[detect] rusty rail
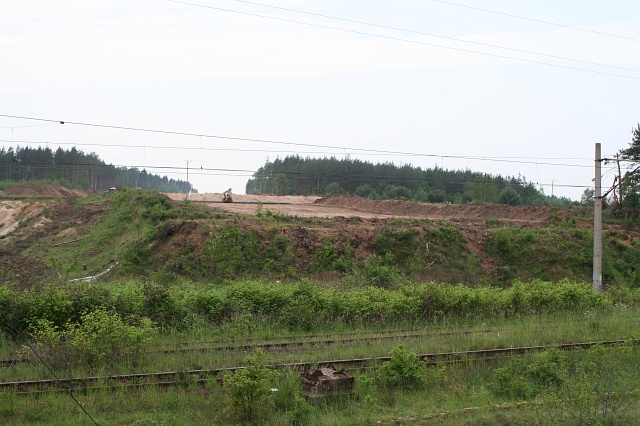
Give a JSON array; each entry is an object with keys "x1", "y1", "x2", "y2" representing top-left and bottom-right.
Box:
[{"x1": 2, "y1": 339, "x2": 636, "y2": 395}]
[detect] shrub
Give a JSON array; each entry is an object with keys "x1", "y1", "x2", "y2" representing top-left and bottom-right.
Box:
[
  {"x1": 28, "y1": 308, "x2": 156, "y2": 369},
  {"x1": 363, "y1": 254, "x2": 398, "y2": 288},
  {"x1": 499, "y1": 186, "x2": 522, "y2": 206},
  {"x1": 224, "y1": 349, "x2": 279, "y2": 423},
  {"x1": 311, "y1": 238, "x2": 351, "y2": 273},
  {"x1": 376, "y1": 344, "x2": 427, "y2": 389},
  {"x1": 492, "y1": 348, "x2": 566, "y2": 399},
  {"x1": 536, "y1": 344, "x2": 638, "y2": 425}
]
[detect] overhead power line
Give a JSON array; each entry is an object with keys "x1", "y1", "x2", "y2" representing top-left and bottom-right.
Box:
[
  {"x1": 430, "y1": 0, "x2": 640, "y2": 43},
  {"x1": 0, "y1": 116, "x2": 596, "y2": 169},
  {"x1": 0, "y1": 311, "x2": 99, "y2": 425},
  {"x1": 2, "y1": 137, "x2": 594, "y2": 162},
  {"x1": 6, "y1": 161, "x2": 590, "y2": 190},
  {"x1": 223, "y1": 0, "x2": 640, "y2": 74},
  {"x1": 1, "y1": 137, "x2": 593, "y2": 162},
  {"x1": 163, "y1": 0, "x2": 640, "y2": 81}
]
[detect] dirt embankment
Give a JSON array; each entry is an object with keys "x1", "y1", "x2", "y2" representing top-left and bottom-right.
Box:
[
  {"x1": 165, "y1": 193, "x2": 564, "y2": 225},
  {"x1": 1, "y1": 186, "x2": 585, "y2": 284},
  {"x1": 1, "y1": 184, "x2": 90, "y2": 237},
  {"x1": 4, "y1": 184, "x2": 88, "y2": 198},
  {"x1": 315, "y1": 195, "x2": 556, "y2": 224},
  {"x1": 1, "y1": 186, "x2": 570, "y2": 245}
]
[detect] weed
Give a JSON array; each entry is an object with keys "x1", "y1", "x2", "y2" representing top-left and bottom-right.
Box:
[
  {"x1": 491, "y1": 348, "x2": 566, "y2": 399},
  {"x1": 536, "y1": 344, "x2": 638, "y2": 425},
  {"x1": 224, "y1": 349, "x2": 280, "y2": 423},
  {"x1": 376, "y1": 344, "x2": 427, "y2": 389},
  {"x1": 28, "y1": 308, "x2": 156, "y2": 369},
  {"x1": 311, "y1": 238, "x2": 351, "y2": 273}
]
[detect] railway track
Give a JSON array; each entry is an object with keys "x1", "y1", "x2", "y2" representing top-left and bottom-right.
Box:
[
  {"x1": 2, "y1": 339, "x2": 636, "y2": 395},
  {"x1": 0, "y1": 316, "x2": 607, "y2": 368},
  {"x1": 154, "y1": 328, "x2": 492, "y2": 355},
  {"x1": 0, "y1": 327, "x2": 493, "y2": 367}
]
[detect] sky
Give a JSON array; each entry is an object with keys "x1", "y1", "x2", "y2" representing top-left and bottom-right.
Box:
[{"x1": 1, "y1": 0, "x2": 639, "y2": 199}]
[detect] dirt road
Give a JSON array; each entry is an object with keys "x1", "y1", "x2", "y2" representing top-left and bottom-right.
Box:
[{"x1": 165, "y1": 192, "x2": 559, "y2": 225}]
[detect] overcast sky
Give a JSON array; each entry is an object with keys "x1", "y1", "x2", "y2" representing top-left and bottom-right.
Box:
[{"x1": 1, "y1": 0, "x2": 639, "y2": 199}]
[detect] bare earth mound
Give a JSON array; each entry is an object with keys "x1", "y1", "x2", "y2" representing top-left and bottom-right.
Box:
[
  {"x1": 315, "y1": 195, "x2": 554, "y2": 224},
  {"x1": 4, "y1": 184, "x2": 88, "y2": 198},
  {"x1": 166, "y1": 193, "x2": 560, "y2": 225}
]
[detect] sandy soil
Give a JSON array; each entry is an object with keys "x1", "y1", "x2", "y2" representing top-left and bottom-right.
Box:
[
  {"x1": 0, "y1": 185, "x2": 566, "y2": 243},
  {"x1": 165, "y1": 192, "x2": 559, "y2": 224},
  {"x1": 0, "y1": 200, "x2": 46, "y2": 236}
]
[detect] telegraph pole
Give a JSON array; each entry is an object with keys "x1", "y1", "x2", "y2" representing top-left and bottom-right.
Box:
[
  {"x1": 593, "y1": 143, "x2": 603, "y2": 293},
  {"x1": 185, "y1": 160, "x2": 191, "y2": 200}
]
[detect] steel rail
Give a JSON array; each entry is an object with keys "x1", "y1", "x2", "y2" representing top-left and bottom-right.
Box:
[
  {"x1": 1, "y1": 328, "x2": 492, "y2": 367},
  {"x1": 2, "y1": 339, "x2": 636, "y2": 395},
  {"x1": 153, "y1": 329, "x2": 491, "y2": 355}
]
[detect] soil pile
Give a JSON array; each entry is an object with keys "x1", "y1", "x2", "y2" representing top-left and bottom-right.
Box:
[
  {"x1": 316, "y1": 195, "x2": 554, "y2": 224},
  {"x1": 4, "y1": 184, "x2": 88, "y2": 198}
]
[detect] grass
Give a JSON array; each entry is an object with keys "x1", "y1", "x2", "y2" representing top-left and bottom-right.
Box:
[
  {"x1": 3, "y1": 342, "x2": 640, "y2": 425},
  {"x1": 1, "y1": 284, "x2": 639, "y2": 425},
  {"x1": 2, "y1": 306, "x2": 639, "y2": 382}
]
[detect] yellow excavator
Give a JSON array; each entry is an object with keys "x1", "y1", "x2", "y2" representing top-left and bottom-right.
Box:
[{"x1": 222, "y1": 188, "x2": 233, "y2": 203}]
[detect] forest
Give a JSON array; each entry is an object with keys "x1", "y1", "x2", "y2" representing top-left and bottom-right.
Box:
[
  {"x1": 246, "y1": 155, "x2": 569, "y2": 206},
  {"x1": 0, "y1": 145, "x2": 193, "y2": 193}
]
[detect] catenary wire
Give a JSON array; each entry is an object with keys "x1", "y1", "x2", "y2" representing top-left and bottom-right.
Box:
[
  {"x1": 0, "y1": 117, "x2": 598, "y2": 168},
  {"x1": 8, "y1": 160, "x2": 591, "y2": 190},
  {"x1": 429, "y1": 0, "x2": 640, "y2": 43},
  {"x1": 0, "y1": 138, "x2": 594, "y2": 162},
  {"x1": 162, "y1": 0, "x2": 640, "y2": 81},
  {"x1": 222, "y1": 0, "x2": 640, "y2": 74},
  {"x1": 0, "y1": 310, "x2": 99, "y2": 425}
]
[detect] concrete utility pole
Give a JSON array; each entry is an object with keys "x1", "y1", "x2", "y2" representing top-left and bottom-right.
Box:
[
  {"x1": 185, "y1": 160, "x2": 191, "y2": 200},
  {"x1": 593, "y1": 143, "x2": 603, "y2": 293}
]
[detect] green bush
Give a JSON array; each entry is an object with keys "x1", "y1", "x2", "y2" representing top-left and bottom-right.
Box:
[
  {"x1": 0, "y1": 279, "x2": 615, "y2": 338},
  {"x1": 376, "y1": 344, "x2": 427, "y2": 389},
  {"x1": 311, "y1": 238, "x2": 351, "y2": 273},
  {"x1": 28, "y1": 308, "x2": 156, "y2": 369},
  {"x1": 363, "y1": 254, "x2": 398, "y2": 288},
  {"x1": 492, "y1": 348, "x2": 566, "y2": 399},
  {"x1": 224, "y1": 349, "x2": 280, "y2": 423},
  {"x1": 536, "y1": 344, "x2": 639, "y2": 425}
]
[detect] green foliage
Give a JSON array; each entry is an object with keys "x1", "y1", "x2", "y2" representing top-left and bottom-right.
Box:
[
  {"x1": 362, "y1": 254, "x2": 398, "y2": 288},
  {"x1": 246, "y1": 155, "x2": 548, "y2": 205},
  {"x1": 376, "y1": 344, "x2": 427, "y2": 389},
  {"x1": 28, "y1": 308, "x2": 156, "y2": 369},
  {"x1": 0, "y1": 145, "x2": 192, "y2": 192},
  {"x1": 491, "y1": 343, "x2": 640, "y2": 425},
  {"x1": 273, "y1": 173, "x2": 293, "y2": 195},
  {"x1": 492, "y1": 348, "x2": 566, "y2": 399},
  {"x1": 580, "y1": 188, "x2": 595, "y2": 207},
  {"x1": 272, "y1": 370, "x2": 313, "y2": 425},
  {"x1": 371, "y1": 228, "x2": 417, "y2": 266},
  {"x1": 381, "y1": 184, "x2": 413, "y2": 201},
  {"x1": 191, "y1": 224, "x2": 295, "y2": 281},
  {"x1": 427, "y1": 188, "x2": 447, "y2": 203},
  {"x1": 141, "y1": 282, "x2": 188, "y2": 330},
  {"x1": 498, "y1": 186, "x2": 522, "y2": 206},
  {"x1": 324, "y1": 182, "x2": 345, "y2": 195},
  {"x1": 464, "y1": 175, "x2": 499, "y2": 203},
  {"x1": 311, "y1": 238, "x2": 351, "y2": 273},
  {"x1": 487, "y1": 225, "x2": 640, "y2": 286},
  {"x1": 536, "y1": 344, "x2": 639, "y2": 425},
  {"x1": 0, "y1": 278, "x2": 613, "y2": 339},
  {"x1": 355, "y1": 184, "x2": 379, "y2": 199},
  {"x1": 224, "y1": 349, "x2": 279, "y2": 423}
]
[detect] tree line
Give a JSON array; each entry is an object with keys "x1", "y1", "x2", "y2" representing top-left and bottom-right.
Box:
[
  {"x1": 609, "y1": 123, "x2": 640, "y2": 214},
  {"x1": 245, "y1": 155, "x2": 569, "y2": 206},
  {"x1": 0, "y1": 145, "x2": 194, "y2": 193}
]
